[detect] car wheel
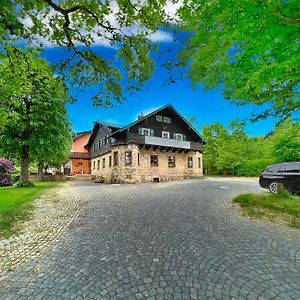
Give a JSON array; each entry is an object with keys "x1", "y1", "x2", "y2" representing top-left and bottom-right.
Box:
[{"x1": 269, "y1": 181, "x2": 284, "y2": 194}]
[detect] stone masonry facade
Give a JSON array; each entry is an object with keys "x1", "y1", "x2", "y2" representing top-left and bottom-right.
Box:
[{"x1": 91, "y1": 144, "x2": 203, "y2": 183}]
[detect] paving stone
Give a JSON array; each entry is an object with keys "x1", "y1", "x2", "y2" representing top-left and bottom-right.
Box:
[{"x1": 0, "y1": 179, "x2": 300, "y2": 299}]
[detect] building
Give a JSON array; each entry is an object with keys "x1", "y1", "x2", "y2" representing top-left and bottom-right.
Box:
[
  {"x1": 86, "y1": 104, "x2": 206, "y2": 183},
  {"x1": 69, "y1": 131, "x2": 92, "y2": 175}
]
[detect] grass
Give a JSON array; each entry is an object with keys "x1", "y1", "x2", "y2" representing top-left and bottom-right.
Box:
[
  {"x1": 0, "y1": 182, "x2": 58, "y2": 238},
  {"x1": 233, "y1": 191, "x2": 300, "y2": 229}
]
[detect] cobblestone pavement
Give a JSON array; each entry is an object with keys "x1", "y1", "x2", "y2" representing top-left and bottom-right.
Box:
[{"x1": 1, "y1": 179, "x2": 300, "y2": 299}]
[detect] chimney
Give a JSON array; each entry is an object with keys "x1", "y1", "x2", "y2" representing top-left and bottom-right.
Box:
[{"x1": 137, "y1": 112, "x2": 144, "y2": 120}]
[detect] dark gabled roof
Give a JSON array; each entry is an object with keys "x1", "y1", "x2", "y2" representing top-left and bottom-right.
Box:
[
  {"x1": 85, "y1": 121, "x2": 121, "y2": 149},
  {"x1": 110, "y1": 104, "x2": 207, "y2": 144},
  {"x1": 73, "y1": 131, "x2": 92, "y2": 141},
  {"x1": 94, "y1": 121, "x2": 121, "y2": 129}
]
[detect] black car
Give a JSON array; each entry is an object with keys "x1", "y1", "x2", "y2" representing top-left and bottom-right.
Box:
[{"x1": 259, "y1": 162, "x2": 300, "y2": 194}]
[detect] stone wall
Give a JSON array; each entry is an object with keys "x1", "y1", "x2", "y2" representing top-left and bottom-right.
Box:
[
  {"x1": 138, "y1": 147, "x2": 202, "y2": 182},
  {"x1": 91, "y1": 144, "x2": 203, "y2": 183}
]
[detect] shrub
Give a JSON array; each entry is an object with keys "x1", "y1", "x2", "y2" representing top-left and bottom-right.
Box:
[
  {"x1": 14, "y1": 181, "x2": 35, "y2": 188},
  {"x1": 236, "y1": 158, "x2": 275, "y2": 177},
  {"x1": 0, "y1": 158, "x2": 16, "y2": 186}
]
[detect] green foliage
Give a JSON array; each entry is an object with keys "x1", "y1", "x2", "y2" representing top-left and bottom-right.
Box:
[
  {"x1": 202, "y1": 118, "x2": 299, "y2": 176},
  {"x1": 14, "y1": 181, "x2": 35, "y2": 188},
  {"x1": 0, "y1": 0, "x2": 173, "y2": 106},
  {"x1": 0, "y1": 46, "x2": 72, "y2": 182},
  {"x1": 179, "y1": 0, "x2": 300, "y2": 120},
  {"x1": 272, "y1": 120, "x2": 300, "y2": 162},
  {"x1": 233, "y1": 192, "x2": 300, "y2": 229},
  {"x1": 235, "y1": 158, "x2": 275, "y2": 177}
]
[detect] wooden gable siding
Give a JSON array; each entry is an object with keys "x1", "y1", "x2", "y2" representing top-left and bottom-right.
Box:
[
  {"x1": 128, "y1": 107, "x2": 200, "y2": 142},
  {"x1": 90, "y1": 124, "x2": 113, "y2": 158}
]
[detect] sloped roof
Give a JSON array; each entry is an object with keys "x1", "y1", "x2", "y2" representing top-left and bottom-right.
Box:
[
  {"x1": 110, "y1": 104, "x2": 207, "y2": 144},
  {"x1": 85, "y1": 121, "x2": 121, "y2": 149},
  {"x1": 73, "y1": 131, "x2": 92, "y2": 141},
  {"x1": 94, "y1": 121, "x2": 121, "y2": 129}
]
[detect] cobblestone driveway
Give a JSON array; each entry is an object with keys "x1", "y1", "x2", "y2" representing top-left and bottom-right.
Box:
[{"x1": 1, "y1": 179, "x2": 300, "y2": 299}]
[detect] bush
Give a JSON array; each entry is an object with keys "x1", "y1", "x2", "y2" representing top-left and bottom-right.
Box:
[
  {"x1": 0, "y1": 158, "x2": 16, "y2": 186},
  {"x1": 236, "y1": 158, "x2": 275, "y2": 177},
  {"x1": 14, "y1": 181, "x2": 35, "y2": 188}
]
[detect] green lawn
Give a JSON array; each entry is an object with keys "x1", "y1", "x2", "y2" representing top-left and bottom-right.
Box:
[
  {"x1": 0, "y1": 182, "x2": 58, "y2": 238},
  {"x1": 233, "y1": 192, "x2": 300, "y2": 229}
]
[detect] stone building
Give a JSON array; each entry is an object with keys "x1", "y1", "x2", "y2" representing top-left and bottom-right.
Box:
[{"x1": 86, "y1": 104, "x2": 206, "y2": 183}]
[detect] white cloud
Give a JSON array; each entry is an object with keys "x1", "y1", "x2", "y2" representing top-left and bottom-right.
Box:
[
  {"x1": 164, "y1": 0, "x2": 184, "y2": 22},
  {"x1": 19, "y1": 1, "x2": 180, "y2": 48},
  {"x1": 148, "y1": 30, "x2": 173, "y2": 43}
]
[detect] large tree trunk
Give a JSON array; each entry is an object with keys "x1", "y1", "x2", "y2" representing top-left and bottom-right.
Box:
[
  {"x1": 20, "y1": 145, "x2": 30, "y2": 183},
  {"x1": 37, "y1": 162, "x2": 44, "y2": 181}
]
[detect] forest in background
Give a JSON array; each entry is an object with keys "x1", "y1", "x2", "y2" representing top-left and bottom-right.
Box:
[{"x1": 201, "y1": 119, "x2": 300, "y2": 176}]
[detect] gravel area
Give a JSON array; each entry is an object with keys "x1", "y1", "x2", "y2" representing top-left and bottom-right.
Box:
[{"x1": 0, "y1": 178, "x2": 300, "y2": 299}]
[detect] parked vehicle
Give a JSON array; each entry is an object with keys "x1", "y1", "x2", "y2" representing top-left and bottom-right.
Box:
[{"x1": 259, "y1": 162, "x2": 300, "y2": 194}]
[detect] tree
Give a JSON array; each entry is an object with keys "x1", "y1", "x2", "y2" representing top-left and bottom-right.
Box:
[
  {"x1": 0, "y1": 0, "x2": 175, "y2": 106},
  {"x1": 201, "y1": 120, "x2": 276, "y2": 176},
  {"x1": 272, "y1": 120, "x2": 300, "y2": 162},
  {"x1": 179, "y1": 0, "x2": 300, "y2": 121},
  {"x1": 0, "y1": 46, "x2": 72, "y2": 183},
  {"x1": 202, "y1": 122, "x2": 228, "y2": 174}
]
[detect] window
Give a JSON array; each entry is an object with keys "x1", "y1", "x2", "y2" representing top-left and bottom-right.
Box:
[
  {"x1": 267, "y1": 165, "x2": 282, "y2": 172},
  {"x1": 162, "y1": 131, "x2": 170, "y2": 139},
  {"x1": 198, "y1": 157, "x2": 202, "y2": 169},
  {"x1": 138, "y1": 128, "x2": 154, "y2": 136},
  {"x1": 150, "y1": 155, "x2": 158, "y2": 167},
  {"x1": 174, "y1": 133, "x2": 183, "y2": 140},
  {"x1": 187, "y1": 157, "x2": 193, "y2": 168},
  {"x1": 168, "y1": 156, "x2": 176, "y2": 168},
  {"x1": 93, "y1": 144, "x2": 96, "y2": 151},
  {"x1": 97, "y1": 159, "x2": 100, "y2": 169},
  {"x1": 138, "y1": 153, "x2": 140, "y2": 166},
  {"x1": 156, "y1": 115, "x2": 162, "y2": 122},
  {"x1": 109, "y1": 156, "x2": 112, "y2": 167},
  {"x1": 284, "y1": 163, "x2": 300, "y2": 173},
  {"x1": 125, "y1": 151, "x2": 132, "y2": 165},
  {"x1": 102, "y1": 158, "x2": 105, "y2": 168},
  {"x1": 93, "y1": 161, "x2": 95, "y2": 170},
  {"x1": 163, "y1": 116, "x2": 171, "y2": 123},
  {"x1": 113, "y1": 152, "x2": 118, "y2": 166},
  {"x1": 173, "y1": 133, "x2": 186, "y2": 141}
]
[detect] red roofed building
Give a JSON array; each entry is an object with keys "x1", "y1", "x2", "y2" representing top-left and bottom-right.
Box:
[{"x1": 70, "y1": 131, "x2": 91, "y2": 175}]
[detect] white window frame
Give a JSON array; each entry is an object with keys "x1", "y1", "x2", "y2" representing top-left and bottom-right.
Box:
[
  {"x1": 162, "y1": 131, "x2": 170, "y2": 139},
  {"x1": 163, "y1": 116, "x2": 171, "y2": 123},
  {"x1": 156, "y1": 115, "x2": 162, "y2": 122},
  {"x1": 175, "y1": 133, "x2": 183, "y2": 141},
  {"x1": 142, "y1": 128, "x2": 151, "y2": 136}
]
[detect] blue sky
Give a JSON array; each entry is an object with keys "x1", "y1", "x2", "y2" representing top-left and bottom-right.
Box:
[{"x1": 41, "y1": 34, "x2": 279, "y2": 137}]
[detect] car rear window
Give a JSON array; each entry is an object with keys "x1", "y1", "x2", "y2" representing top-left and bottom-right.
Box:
[{"x1": 284, "y1": 163, "x2": 300, "y2": 173}]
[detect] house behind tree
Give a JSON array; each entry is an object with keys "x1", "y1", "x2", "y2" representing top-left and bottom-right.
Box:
[
  {"x1": 82, "y1": 104, "x2": 206, "y2": 183},
  {"x1": 68, "y1": 131, "x2": 92, "y2": 175}
]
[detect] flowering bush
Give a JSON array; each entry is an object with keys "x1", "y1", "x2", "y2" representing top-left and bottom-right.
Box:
[{"x1": 0, "y1": 158, "x2": 16, "y2": 186}]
